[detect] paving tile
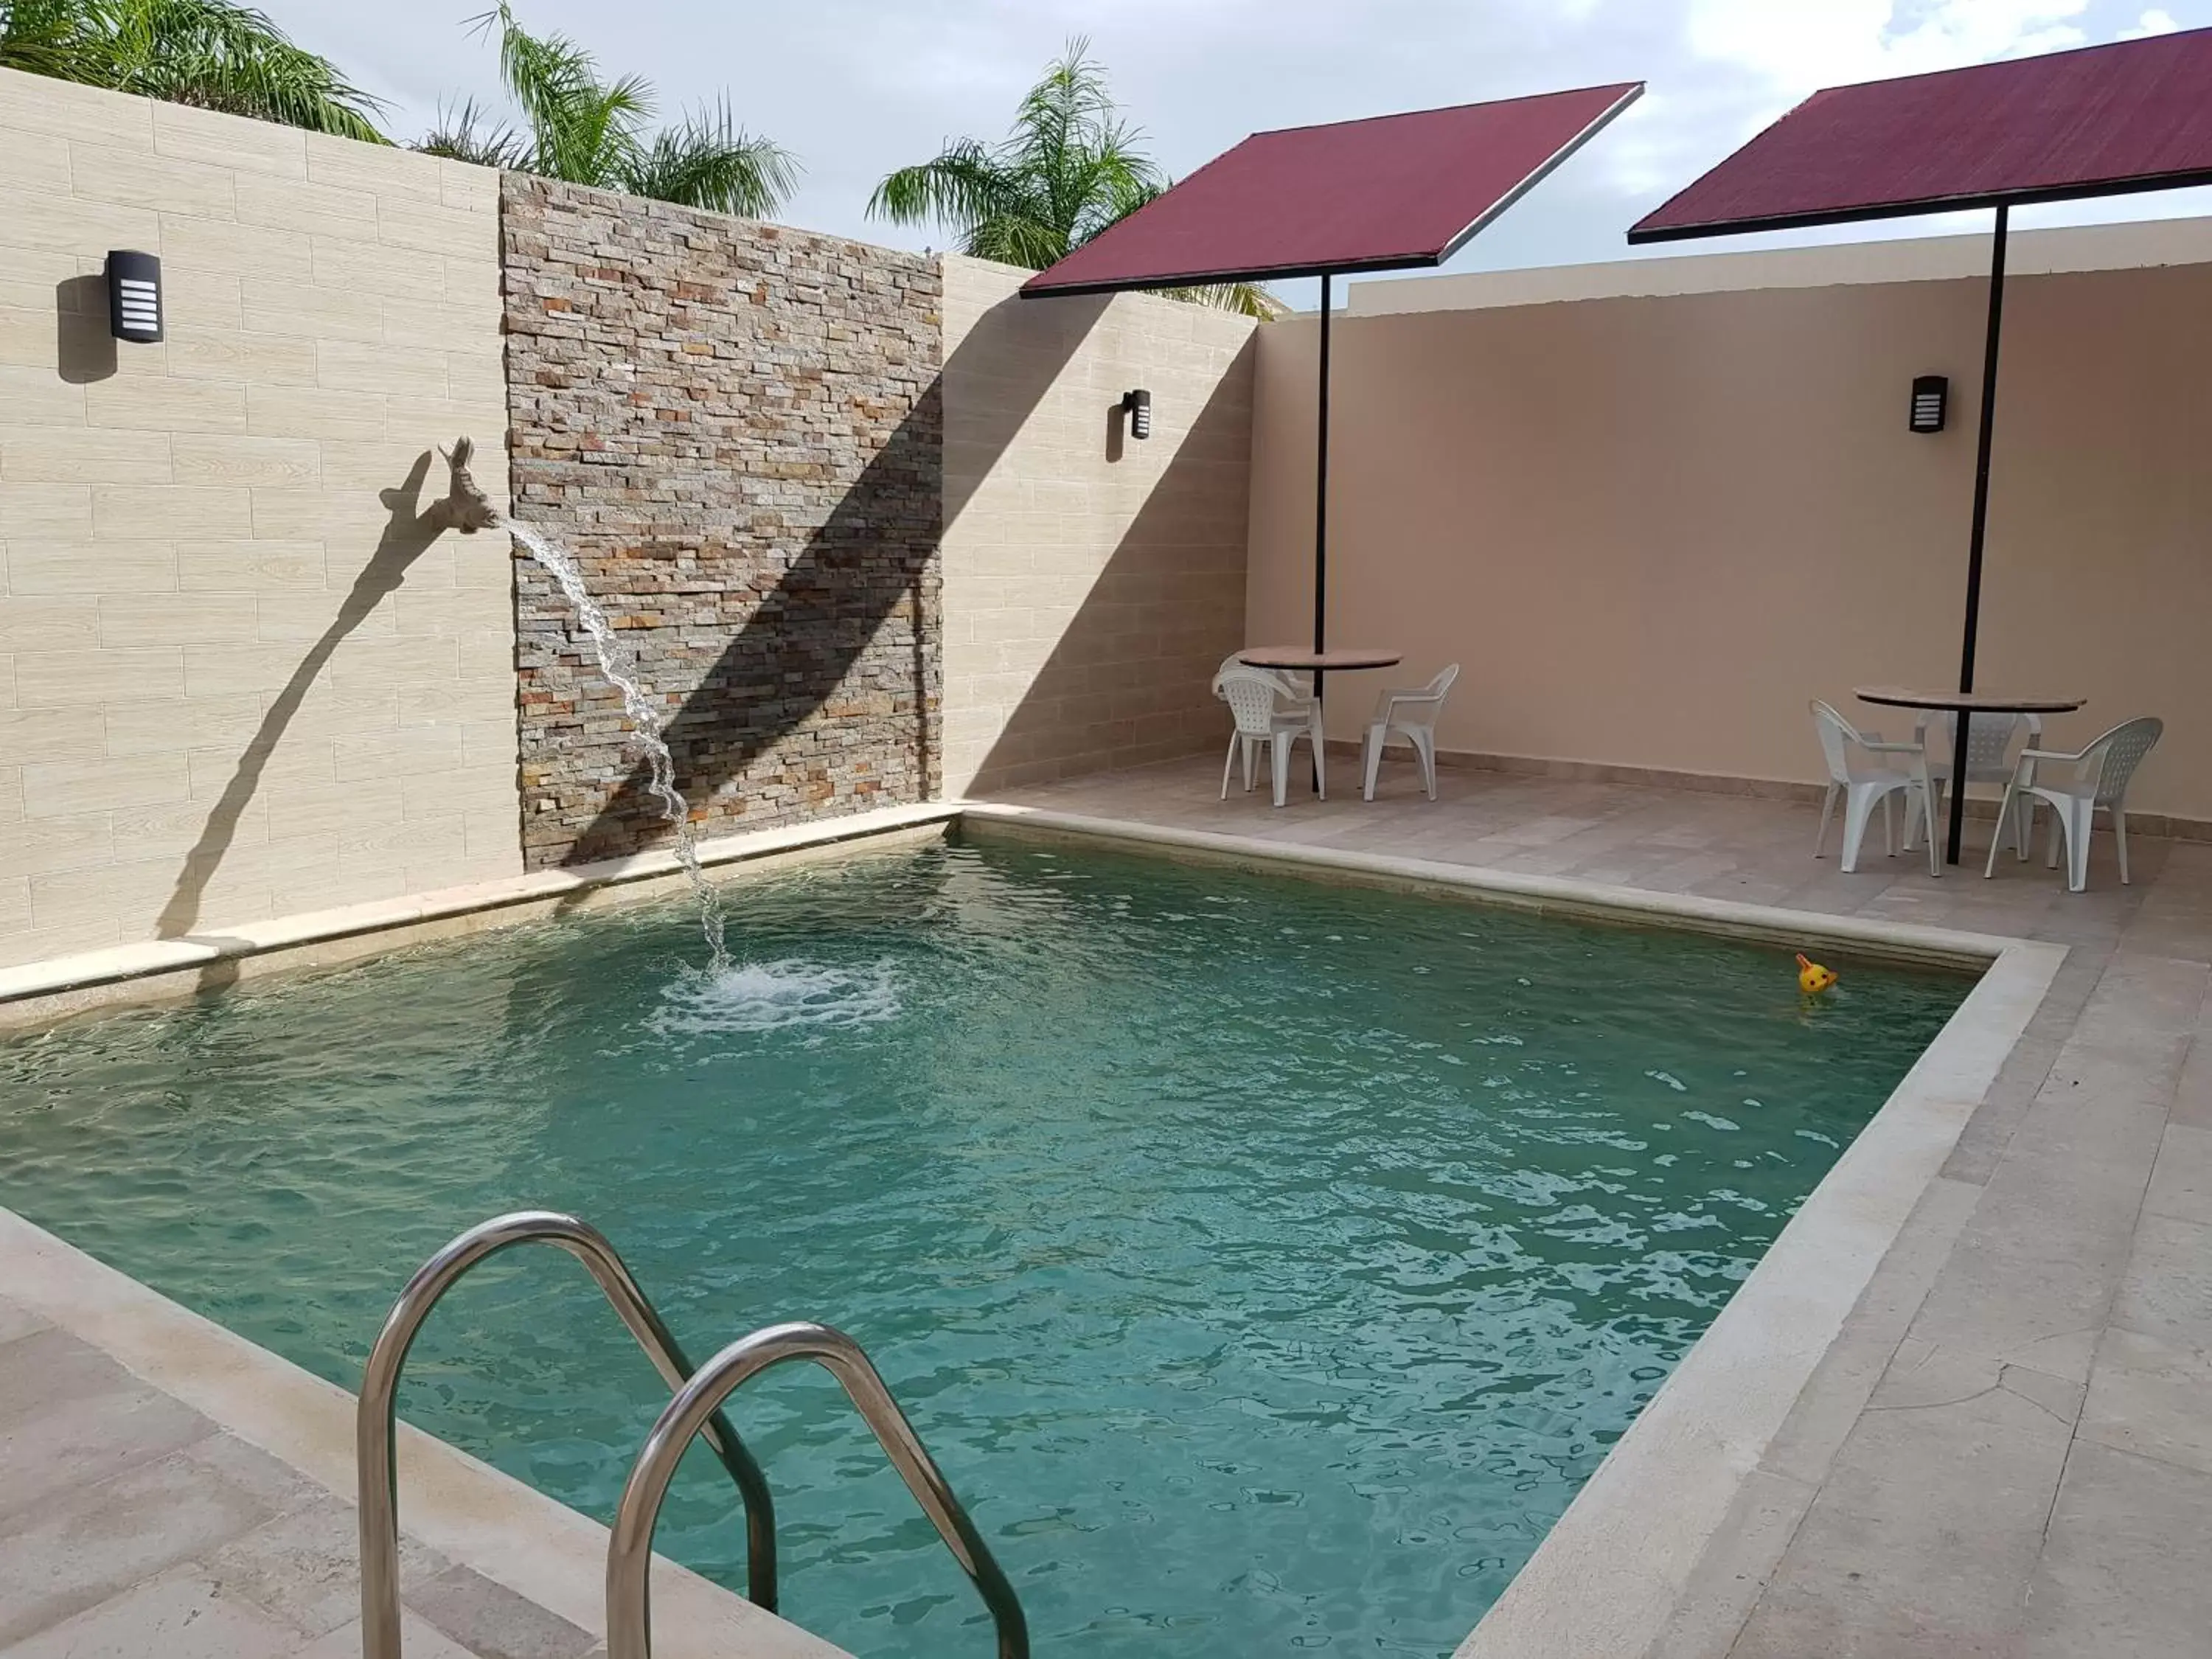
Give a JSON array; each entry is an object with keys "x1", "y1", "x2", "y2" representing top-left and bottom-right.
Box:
[
  {"x1": 1905, "y1": 1108, "x2": 2163, "y2": 1376},
  {"x1": 2142, "y1": 1121, "x2": 2212, "y2": 1225},
  {"x1": 201, "y1": 1497, "x2": 383, "y2": 1640},
  {"x1": 289, "y1": 1610, "x2": 484, "y2": 1658},
  {"x1": 0, "y1": 1568, "x2": 307, "y2": 1659},
  {"x1": 2169, "y1": 1034, "x2": 2212, "y2": 1130},
  {"x1": 1725, "y1": 1379, "x2": 2070, "y2": 1658},
  {"x1": 2019, "y1": 1441, "x2": 2212, "y2": 1659},
  {"x1": 1759, "y1": 1177, "x2": 1984, "y2": 1489},
  {"x1": 2079, "y1": 1325, "x2": 2212, "y2": 1477},
  {"x1": 0, "y1": 1447, "x2": 274, "y2": 1644},
  {"x1": 406, "y1": 1565, "x2": 599, "y2": 1659},
  {"x1": 0, "y1": 1327, "x2": 215, "y2": 1524},
  {"x1": 0, "y1": 1295, "x2": 50, "y2": 1346},
  {"x1": 2110, "y1": 1212, "x2": 2212, "y2": 1351}
]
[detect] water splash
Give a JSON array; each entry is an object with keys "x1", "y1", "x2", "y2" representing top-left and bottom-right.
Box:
[
  {"x1": 501, "y1": 517, "x2": 731, "y2": 970},
  {"x1": 653, "y1": 959, "x2": 902, "y2": 1039}
]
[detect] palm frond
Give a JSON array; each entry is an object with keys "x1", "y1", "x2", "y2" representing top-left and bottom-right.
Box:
[
  {"x1": 467, "y1": 1, "x2": 641, "y2": 182},
  {"x1": 869, "y1": 142, "x2": 1018, "y2": 238},
  {"x1": 450, "y1": 4, "x2": 793, "y2": 212},
  {"x1": 0, "y1": 0, "x2": 108, "y2": 82},
  {"x1": 617, "y1": 97, "x2": 796, "y2": 218},
  {"x1": 866, "y1": 35, "x2": 1264, "y2": 313},
  {"x1": 412, "y1": 94, "x2": 521, "y2": 167},
  {"x1": 4, "y1": 0, "x2": 388, "y2": 139},
  {"x1": 1166, "y1": 282, "x2": 1288, "y2": 320}
]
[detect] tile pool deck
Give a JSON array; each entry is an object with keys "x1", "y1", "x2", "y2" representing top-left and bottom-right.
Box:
[
  {"x1": 1, "y1": 760, "x2": 2206, "y2": 1656},
  {"x1": 1000, "y1": 755, "x2": 2212, "y2": 1658}
]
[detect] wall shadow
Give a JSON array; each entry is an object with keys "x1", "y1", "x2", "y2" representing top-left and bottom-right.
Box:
[
  {"x1": 962, "y1": 357, "x2": 1257, "y2": 796},
  {"x1": 541, "y1": 292, "x2": 1109, "y2": 868},
  {"x1": 55, "y1": 275, "x2": 115, "y2": 383},
  {"x1": 156, "y1": 453, "x2": 448, "y2": 939}
]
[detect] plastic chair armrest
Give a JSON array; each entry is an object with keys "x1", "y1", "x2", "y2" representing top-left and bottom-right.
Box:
[{"x1": 1381, "y1": 694, "x2": 1446, "y2": 717}]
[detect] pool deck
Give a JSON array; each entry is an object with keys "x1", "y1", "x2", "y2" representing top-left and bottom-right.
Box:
[
  {"x1": 0, "y1": 1211, "x2": 844, "y2": 1659},
  {"x1": 998, "y1": 755, "x2": 2212, "y2": 1658},
  {"x1": 0, "y1": 1287, "x2": 583, "y2": 1659},
  {"x1": 3, "y1": 761, "x2": 2208, "y2": 1657}
]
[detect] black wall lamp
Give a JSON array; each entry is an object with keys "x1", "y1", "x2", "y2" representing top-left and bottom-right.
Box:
[
  {"x1": 105, "y1": 249, "x2": 162, "y2": 343},
  {"x1": 1908, "y1": 374, "x2": 1947, "y2": 434},
  {"x1": 1121, "y1": 388, "x2": 1152, "y2": 439}
]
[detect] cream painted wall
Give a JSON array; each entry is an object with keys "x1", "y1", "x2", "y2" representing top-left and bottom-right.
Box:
[
  {"x1": 940, "y1": 255, "x2": 1257, "y2": 795},
  {"x1": 1248, "y1": 243, "x2": 2212, "y2": 822},
  {"x1": 0, "y1": 71, "x2": 518, "y2": 969}
]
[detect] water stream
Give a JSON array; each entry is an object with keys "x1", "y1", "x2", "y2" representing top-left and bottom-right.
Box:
[{"x1": 501, "y1": 517, "x2": 731, "y2": 970}]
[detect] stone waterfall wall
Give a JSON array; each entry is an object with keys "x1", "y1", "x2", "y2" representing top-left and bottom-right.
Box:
[{"x1": 501, "y1": 176, "x2": 941, "y2": 868}]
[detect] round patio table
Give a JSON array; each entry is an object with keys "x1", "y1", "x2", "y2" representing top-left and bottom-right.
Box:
[
  {"x1": 1854, "y1": 686, "x2": 2086, "y2": 865},
  {"x1": 1238, "y1": 647, "x2": 1404, "y2": 673},
  {"x1": 1854, "y1": 686, "x2": 2086, "y2": 717},
  {"x1": 1239, "y1": 647, "x2": 1403, "y2": 794}
]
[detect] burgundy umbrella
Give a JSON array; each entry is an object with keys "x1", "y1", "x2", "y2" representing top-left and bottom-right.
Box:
[{"x1": 1632, "y1": 29, "x2": 2212, "y2": 862}]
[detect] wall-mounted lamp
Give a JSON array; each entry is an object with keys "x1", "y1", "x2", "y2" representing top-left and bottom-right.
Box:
[
  {"x1": 1908, "y1": 374, "x2": 1947, "y2": 434},
  {"x1": 105, "y1": 250, "x2": 162, "y2": 344},
  {"x1": 1121, "y1": 388, "x2": 1152, "y2": 439}
]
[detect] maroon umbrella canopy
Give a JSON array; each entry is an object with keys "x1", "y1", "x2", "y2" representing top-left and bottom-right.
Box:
[
  {"x1": 1632, "y1": 27, "x2": 2212, "y2": 242},
  {"x1": 1628, "y1": 27, "x2": 2212, "y2": 866},
  {"x1": 1023, "y1": 82, "x2": 1644, "y2": 295},
  {"x1": 1016, "y1": 80, "x2": 1644, "y2": 767}
]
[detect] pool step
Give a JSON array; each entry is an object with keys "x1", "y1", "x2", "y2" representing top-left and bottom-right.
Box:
[{"x1": 354, "y1": 1209, "x2": 1026, "y2": 1659}]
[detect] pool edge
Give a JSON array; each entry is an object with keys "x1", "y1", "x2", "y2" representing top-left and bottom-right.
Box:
[{"x1": 0, "y1": 803, "x2": 962, "y2": 1029}]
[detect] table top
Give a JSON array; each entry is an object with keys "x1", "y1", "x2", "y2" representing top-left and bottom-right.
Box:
[
  {"x1": 1855, "y1": 685, "x2": 2086, "y2": 715},
  {"x1": 1238, "y1": 647, "x2": 1403, "y2": 671}
]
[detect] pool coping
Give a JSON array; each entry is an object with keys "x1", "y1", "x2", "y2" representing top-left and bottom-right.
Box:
[
  {"x1": 0, "y1": 799, "x2": 2067, "y2": 1658},
  {"x1": 0, "y1": 801, "x2": 963, "y2": 1029}
]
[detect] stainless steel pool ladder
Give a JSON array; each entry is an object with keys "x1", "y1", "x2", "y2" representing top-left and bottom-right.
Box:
[
  {"x1": 356, "y1": 1211, "x2": 777, "y2": 1658},
  {"x1": 605, "y1": 1318, "x2": 1029, "y2": 1659},
  {"x1": 358, "y1": 1211, "x2": 1029, "y2": 1659}
]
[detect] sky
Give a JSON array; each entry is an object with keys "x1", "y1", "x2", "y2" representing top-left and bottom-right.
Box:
[{"x1": 262, "y1": 0, "x2": 2212, "y2": 307}]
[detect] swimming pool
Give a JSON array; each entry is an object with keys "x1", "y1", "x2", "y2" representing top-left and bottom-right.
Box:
[{"x1": 0, "y1": 835, "x2": 1966, "y2": 1657}]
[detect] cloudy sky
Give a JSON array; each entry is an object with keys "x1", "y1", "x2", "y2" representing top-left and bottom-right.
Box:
[{"x1": 262, "y1": 0, "x2": 2211, "y2": 304}]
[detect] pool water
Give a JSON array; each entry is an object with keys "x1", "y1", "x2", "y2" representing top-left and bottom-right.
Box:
[{"x1": 0, "y1": 837, "x2": 1965, "y2": 1657}]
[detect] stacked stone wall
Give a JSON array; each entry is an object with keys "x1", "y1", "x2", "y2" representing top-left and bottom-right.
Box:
[{"x1": 502, "y1": 175, "x2": 941, "y2": 866}]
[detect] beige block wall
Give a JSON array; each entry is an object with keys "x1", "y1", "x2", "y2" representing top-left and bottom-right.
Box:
[
  {"x1": 1248, "y1": 240, "x2": 2212, "y2": 821},
  {"x1": 940, "y1": 256, "x2": 1257, "y2": 795},
  {"x1": 0, "y1": 71, "x2": 518, "y2": 968}
]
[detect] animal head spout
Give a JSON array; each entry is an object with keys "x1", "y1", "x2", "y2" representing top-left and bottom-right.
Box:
[{"x1": 424, "y1": 436, "x2": 499, "y2": 535}]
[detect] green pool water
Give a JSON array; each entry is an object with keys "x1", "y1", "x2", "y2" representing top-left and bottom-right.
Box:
[{"x1": 0, "y1": 836, "x2": 1966, "y2": 1657}]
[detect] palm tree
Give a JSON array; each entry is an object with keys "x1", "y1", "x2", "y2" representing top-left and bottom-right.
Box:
[
  {"x1": 869, "y1": 39, "x2": 1281, "y2": 319},
  {"x1": 418, "y1": 4, "x2": 796, "y2": 220},
  {"x1": 0, "y1": 0, "x2": 386, "y2": 139}
]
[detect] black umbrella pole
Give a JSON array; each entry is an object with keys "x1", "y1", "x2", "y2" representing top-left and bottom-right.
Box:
[
  {"x1": 1949, "y1": 204, "x2": 2009, "y2": 866},
  {"x1": 1312, "y1": 273, "x2": 1332, "y2": 789}
]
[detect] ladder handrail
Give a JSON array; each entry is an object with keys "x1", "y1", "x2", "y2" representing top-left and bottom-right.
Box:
[
  {"x1": 607, "y1": 1320, "x2": 1029, "y2": 1659},
  {"x1": 358, "y1": 1210, "x2": 778, "y2": 1658}
]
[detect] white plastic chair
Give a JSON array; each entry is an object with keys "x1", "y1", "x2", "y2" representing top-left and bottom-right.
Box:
[
  {"x1": 1214, "y1": 664, "x2": 1325, "y2": 807},
  {"x1": 1215, "y1": 653, "x2": 1312, "y2": 714},
  {"x1": 1983, "y1": 716, "x2": 2162, "y2": 892},
  {"x1": 1810, "y1": 700, "x2": 1939, "y2": 876},
  {"x1": 1903, "y1": 710, "x2": 2040, "y2": 858},
  {"x1": 1361, "y1": 664, "x2": 1459, "y2": 801}
]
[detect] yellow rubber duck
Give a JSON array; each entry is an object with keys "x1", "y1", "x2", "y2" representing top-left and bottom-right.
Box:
[{"x1": 1795, "y1": 953, "x2": 1839, "y2": 995}]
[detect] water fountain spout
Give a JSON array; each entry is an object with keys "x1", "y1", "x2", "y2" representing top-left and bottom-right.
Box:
[
  {"x1": 444, "y1": 442, "x2": 732, "y2": 973},
  {"x1": 425, "y1": 436, "x2": 500, "y2": 535}
]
